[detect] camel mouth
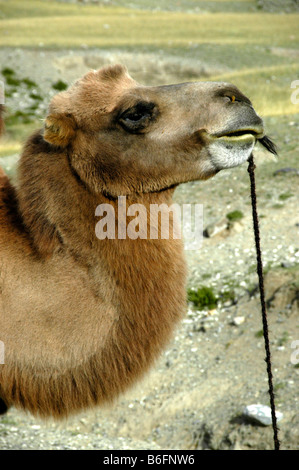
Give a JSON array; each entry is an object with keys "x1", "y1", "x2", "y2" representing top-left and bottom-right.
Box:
[
  {"x1": 217, "y1": 133, "x2": 256, "y2": 146},
  {"x1": 213, "y1": 127, "x2": 264, "y2": 145},
  {"x1": 206, "y1": 125, "x2": 273, "y2": 171},
  {"x1": 211, "y1": 129, "x2": 277, "y2": 156}
]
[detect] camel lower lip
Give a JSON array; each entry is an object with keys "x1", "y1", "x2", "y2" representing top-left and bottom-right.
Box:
[
  {"x1": 217, "y1": 133, "x2": 256, "y2": 144},
  {"x1": 209, "y1": 126, "x2": 265, "y2": 143}
]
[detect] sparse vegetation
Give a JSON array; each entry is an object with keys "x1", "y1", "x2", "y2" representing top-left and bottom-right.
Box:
[
  {"x1": 255, "y1": 329, "x2": 264, "y2": 338},
  {"x1": 218, "y1": 289, "x2": 236, "y2": 304},
  {"x1": 226, "y1": 210, "x2": 244, "y2": 222},
  {"x1": 5, "y1": 110, "x2": 34, "y2": 126},
  {"x1": 187, "y1": 285, "x2": 236, "y2": 309},
  {"x1": 277, "y1": 331, "x2": 290, "y2": 347},
  {"x1": 23, "y1": 78, "x2": 37, "y2": 88},
  {"x1": 187, "y1": 286, "x2": 218, "y2": 309},
  {"x1": 52, "y1": 80, "x2": 68, "y2": 91},
  {"x1": 279, "y1": 192, "x2": 294, "y2": 201},
  {"x1": 1, "y1": 68, "x2": 44, "y2": 129},
  {"x1": 1, "y1": 67, "x2": 15, "y2": 77}
]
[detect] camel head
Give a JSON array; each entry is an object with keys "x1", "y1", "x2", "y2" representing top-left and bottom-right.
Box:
[{"x1": 43, "y1": 64, "x2": 276, "y2": 198}]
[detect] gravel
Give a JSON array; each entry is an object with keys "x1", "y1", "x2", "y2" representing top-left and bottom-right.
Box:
[{"x1": 0, "y1": 48, "x2": 298, "y2": 450}]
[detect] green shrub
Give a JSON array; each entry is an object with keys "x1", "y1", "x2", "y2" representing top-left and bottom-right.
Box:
[
  {"x1": 226, "y1": 210, "x2": 244, "y2": 222},
  {"x1": 22, "y1": 77, "x2": 37, "y2": 88},
  {"x1": 5, "y1": 76, "x2": 21, "y2": 87},
  {"x1": 6, "y1": 110, "x2": 34, "y2": 125},
  {"x1": 187, "y1": 286, "x2": 218, "y2": 309},
  {"x1": 218, "y1": 289, "x2": 236, "y2": 304},
  {"x1": 52, "y1": 80, "x2": 68, "y2": 91},
  {"x1": 278, "y1": 192, "x2": 293, "y2": 201},
  {"x1": 255, "y1": 330, "x2": 264, "y2": 338},
  {"x1": 29, "y1": 91, "x2": 43, "y2": 101},
  {"x1": 1, "y1": 67, "x2": 15, "y2": 77}
]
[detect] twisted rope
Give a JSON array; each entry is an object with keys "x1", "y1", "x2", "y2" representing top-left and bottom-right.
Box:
[{"x1": 247, "y1": 154, "x2": 280, "y2": 450}]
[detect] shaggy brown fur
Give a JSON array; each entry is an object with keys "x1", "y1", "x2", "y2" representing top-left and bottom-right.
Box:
[{"x1": 0, "y1": 65, "x2": 271, "y2": 418}]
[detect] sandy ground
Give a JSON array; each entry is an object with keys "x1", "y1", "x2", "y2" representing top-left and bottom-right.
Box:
[{"x1": 0, "y1": 47, "x2": 298, "y2": 450}]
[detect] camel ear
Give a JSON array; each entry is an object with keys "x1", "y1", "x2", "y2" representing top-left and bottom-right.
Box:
[{"x1": 43, "y1": 113, "x2": 77, "y2": 147}]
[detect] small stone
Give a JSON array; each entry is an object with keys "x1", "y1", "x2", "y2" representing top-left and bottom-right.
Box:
[
  {"x1": 243, "y1": 404, "x2": 283, "y2": 426},
  {"x1": 232, "y1": 316, "x2": 245, "y2": 326},
  {"x1": 207, "y1": 309, "x2": 217, "y2": 316},
  {"x1": 281, "y1": 261, "x2": 292, "y2": 268},
  {"x1": 203, "y1": 218, "x2": 228, "y2": 238},
  {"x1": 231, "y1": 221, "x2": 244, "y2": 233}
]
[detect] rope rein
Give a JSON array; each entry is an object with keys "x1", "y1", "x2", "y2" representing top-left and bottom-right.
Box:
[{"x1": 247, "y1": 154, "x2": 280, "y2": 451}]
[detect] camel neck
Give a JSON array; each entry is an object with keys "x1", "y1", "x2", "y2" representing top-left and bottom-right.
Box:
[
  {"x1": 2, "y1": 132, "x2": 188, "y2": 418},
  {"x1": 16, "y1": 131, "x2": 180, "y2": 269}
]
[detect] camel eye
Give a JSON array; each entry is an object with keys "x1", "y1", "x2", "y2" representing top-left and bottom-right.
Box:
[
  {"x1": 118, "y1": 102, "x2": 156, "y2": 133},
  {"x1": 123, "y1": 111, "x2": 147, "y2": 123},
  {"x1": 124, "y1": 110, "x2": 146, "y2": 121}
]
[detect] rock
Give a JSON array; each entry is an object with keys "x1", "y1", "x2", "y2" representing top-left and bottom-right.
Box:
[
  {"x1": 243, "y1": 404, "x2": 283, "y2": 426},
  {"x1": 281, "y1": 261, "x2": 293, "y2": 268},
  {"x1": 230, "y1": 221, "x2": 244, "y2": 234},
  {"x1": 273, "y1": 167, "x2": 299, "y2": 176},
  {"x1": 264, "y1": 268, "x2": 299, "y2": 313},
  {"x1": 232, "y1": 316, "x2": 245, "y2": 326},
  {"x1": 203, "y1": 218, "x2": 228, "y2": 238}
]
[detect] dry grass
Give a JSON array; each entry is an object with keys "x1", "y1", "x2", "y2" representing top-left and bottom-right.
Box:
[
  {"x1": 1, "y1": 9, "x2": 298, "y2": 49},
  {"x1": 210, "y1": 63, "x2": 299, "y2": 117},
  {"x1": 0, "y1": 0, "x2": 298, "y2": 156}
]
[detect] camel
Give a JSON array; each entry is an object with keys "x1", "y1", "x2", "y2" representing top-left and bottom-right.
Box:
[{"x1": 0, "y1": 65, "x2": 276, "y2": 418}]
